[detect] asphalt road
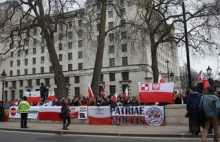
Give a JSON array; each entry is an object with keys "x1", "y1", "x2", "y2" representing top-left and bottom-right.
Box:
[{"x1": 0, "y1": 131, "x2": 214, "y2": 142}]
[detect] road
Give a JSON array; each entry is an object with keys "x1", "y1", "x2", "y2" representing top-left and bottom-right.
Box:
[{"x1": 0, "y1": 131, "x2": 213, "y2": 142}]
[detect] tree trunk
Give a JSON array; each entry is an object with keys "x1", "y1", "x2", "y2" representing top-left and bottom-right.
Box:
[
  {"x1": 91, "y1": 0, "x2": 107, "y2": 96},
  {"x1": 151, "y1": 45, "x2": 159, "y2": 83}
]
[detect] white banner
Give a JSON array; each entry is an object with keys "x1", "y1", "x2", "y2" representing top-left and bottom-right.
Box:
[
  {"x1": 78, "y1": 106, "x2": 87, "y2": 119},
  {"x1": 9, "y1": 106, "x2": 40, "y2": 119}
]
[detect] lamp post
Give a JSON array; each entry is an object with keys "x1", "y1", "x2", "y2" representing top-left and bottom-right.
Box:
[
  {"x1": 170, "y1": 71, "x2": 175, "y2": 82},
  {"x1": 1, "y1": 70, "x2": 6, "y2": 102},
  {"x1": 166, "y1": 60, "x2": 170, "y2": 82},
  {"x1": 206, "y1": 66, "x2": 213, "y2": 86}
]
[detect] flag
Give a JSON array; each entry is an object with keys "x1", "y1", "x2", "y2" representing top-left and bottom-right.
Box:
[
  {"x1": 99, "y1": 83, "x2": 106, "y2": 97},
  {"x1": 24, "y1": 91, "x2": 41, "y2": 103},
  {"x1": 197, "y1": 70, "x2": 203, "y2": 82},
  {"x1": 139, "y1": 82, "x2": 174, "y2": 104},
  {"x1": 203, "y1": 78, "x2": 209, "y2": 89},
  {"x1": 123, "y1": 86, "x2": 128, "y2": 99},
  {"x1": 88, "y1": 84, "x2": 94, "y2": 99},
  {"x1": 158, "y1": 74, "x2": 165, "y2": 83},
  {"x1": 112, "y1": 92, "x2": 117, "y2": 103},
  {"x1": 48, "y1": 91, "x2": 56, "y2": 101}
]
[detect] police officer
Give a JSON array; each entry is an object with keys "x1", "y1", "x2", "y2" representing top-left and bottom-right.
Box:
[{"x1": 18, "y1": 96, "x2": 30, "y2": 128}]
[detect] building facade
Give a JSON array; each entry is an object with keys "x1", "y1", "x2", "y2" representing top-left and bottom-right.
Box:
[{"x1": 0, "y1": 0, "x2": 180, "y2": 101}]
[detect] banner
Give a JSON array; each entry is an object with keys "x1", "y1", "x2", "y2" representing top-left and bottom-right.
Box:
[
  {"x1": 9, "y1": 106, "x2": 40, "y2": 119},
  {"x1": 78, "y1": 106, "x2": 88, "y2": 119},
  {"x1": 111, "y1": 106, "x2": 164, "y2": 126},
  {"x1": 70, "y1": 107, "x2": 78, "y2": 118},
  {"x1": 139, "y1": 82, "x2": 174, "y2": 104},
  {"x1": 24, "y1": 91, "x2": 41, "y2": 103},
  {"x1": 88, "y1": 106, "x2": 112, "y2": 125}
]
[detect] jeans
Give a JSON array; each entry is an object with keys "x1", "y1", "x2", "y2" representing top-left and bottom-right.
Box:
[
  {"x1": 63, "y1": 116, "x2": 70, "y2": 128},
  {"x1": 20, "y1": 113, "x2": 28, "y2": 128},
  {"x1": 202, "y1": 116, "x2": 219, "y2": 142}
]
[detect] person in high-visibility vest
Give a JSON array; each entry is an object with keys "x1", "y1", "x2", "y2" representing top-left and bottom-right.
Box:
[{"x1": 18, "y1": 96, "x2": 30, "y2": 128}]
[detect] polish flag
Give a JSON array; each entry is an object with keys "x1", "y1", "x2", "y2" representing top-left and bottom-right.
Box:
[
  {"x1": 88, "y1": 84, "x2": 94, "y2": 99},
  {"x1": 88, "y1": 106, "x2": 112, "y2": 125},
  {"x1": 38, "y1": 106, "x2": 62, "y2": 121},
  {"x1": 158, "y1": 74, "x2": 165, "y2": 83},
  {"x1": 99, "y1": 83, "x2": 106, "y2": 97},
  {"x1": 123, "y1": 87, "x2": 128, "y2": 99},
  {"x1": 24, "y1": 91, "x2": 41, "y2": 103},
  {"x1": 139, "y1": 82, "x2": 174, "y2": 104},
  {"x1": 112, "y1": 92, "x2": 117, "y2": 103},
  {"x1": 48, "y1": 91, "x2": 56, "y2": 101}
]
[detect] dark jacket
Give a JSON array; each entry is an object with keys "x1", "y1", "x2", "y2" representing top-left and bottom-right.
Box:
[
  {"x1": 187, "y1": 92, "x2": 201, "y2": 112},
  {"x1": 61, "y1": 105, "x2": 70, "y2": 117}
]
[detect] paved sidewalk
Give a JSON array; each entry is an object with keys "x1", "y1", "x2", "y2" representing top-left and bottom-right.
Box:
[{"x1": 0, "y1": 122, "x2": 207, "y2": 138}]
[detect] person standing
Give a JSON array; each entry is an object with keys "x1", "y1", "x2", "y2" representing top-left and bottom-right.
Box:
[
  {"x1": 200, "y1": 86, "x2": 219, "y2": 142},
  {"x1": 18, "y1": 96, "x2": 30, "y2": 128},
  {"x1": 40, "y1": 83, "x2": 47, "y2": 100},
  {"x1": 61, "y1": 101, "x2": 70, "y2": 130}
]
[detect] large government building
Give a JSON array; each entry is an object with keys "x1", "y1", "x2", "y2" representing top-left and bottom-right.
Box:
[{"x1": 0, "y1": 0, "x2": 180, "y2": 101}]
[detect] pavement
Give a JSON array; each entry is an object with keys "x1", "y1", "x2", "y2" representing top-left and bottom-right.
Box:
[{"x1": 0, "y1": 122, "x2": 212, "y2": 138}]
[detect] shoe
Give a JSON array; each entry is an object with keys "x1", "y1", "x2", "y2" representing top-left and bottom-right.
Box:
[
  {"x1": 62, "y1": 128, "x2": 66, "y2": 130},
  {"x1": 21, "y1": 127, "x2": 24, "y2": 128},
  {"x1": 65, "y1": 127, "x2": 68, "y2": 130},
  {"x1": 24, "y1": 126, "x2": 28, "y2": 128}
]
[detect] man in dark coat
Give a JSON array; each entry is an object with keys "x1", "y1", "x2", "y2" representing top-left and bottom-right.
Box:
[{"x1": 40, "y1": 83, "x2": 47, "y2": 100}]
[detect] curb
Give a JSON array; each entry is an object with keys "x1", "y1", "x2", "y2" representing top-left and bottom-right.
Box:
[{"x1": 0, "y1": 128, "x2": 213, "y2": 138}]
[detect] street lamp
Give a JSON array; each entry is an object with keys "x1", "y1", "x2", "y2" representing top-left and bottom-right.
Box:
[
  {"x1": 170, "y1": 71, "x2": 175, "y2": 82},
  {"x1": 206, "y1": 66, "x2": 213, "y2": 86},
  {"x1": 1, "y1": 70, "x2": 6, "y2": 101},
  {"x1": 166, "y1": 60, "x2": 170, "y2": 82}
]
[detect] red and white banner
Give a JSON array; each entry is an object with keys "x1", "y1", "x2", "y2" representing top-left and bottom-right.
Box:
[
  {"x1": 48, "y1": 91, "x2": 56, "y2": 101},
  {"x1": 24, "y1": 91, "x2": 41, "y2": 103},
  {"x1": 111, "y1": 106, "x2": 164, "y2": 126},
  {"x1": 9, "y1": 106, "x2": 40, "y2": 119},
  {"x1": 139, "y1": 82, "x2": 174, "y2": 104},
  {"x1": 88, "y1": 106, "x2": 112, "y2": 125}
]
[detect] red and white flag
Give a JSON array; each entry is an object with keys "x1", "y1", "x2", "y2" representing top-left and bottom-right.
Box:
[
  {"x1": 24, "y1": 91, "x2": 41, "y2": 103},
  {"x1": 88, "y1": 106, "x2": 112, "y2": 125},
  {"x1": 203, "y1": 78, "x2": 209, "y2": 89},
  {"x1": 197, "y1": 70, "x2": 203, "y2": 83},
  {"x1": 123, "y1": 86, "x2": 128, "y2": 99},
  {"x1": 99, "y1": 83, "x2": 106, "y2": 97},
  {"x1": 88, "y1": 84, "x2": 94, "y2": 99},
  {"x1": 139, "y1": 82, "x2": 174, "y2": 104},
  {"x1": 48, "y1": 91, "x2": 56, "y2": 101},
  {"x1": 112, "y1": 92, "x2": 117, "y2": 103},
  {"x1": 158, "y1": 74, "x2": 165, "y2": 83},
  {"x1": 38, "y1": 106, "x2": 62, "y2": 121}
]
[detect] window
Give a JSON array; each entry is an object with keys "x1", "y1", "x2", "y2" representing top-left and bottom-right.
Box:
[
  {"x1": 78, "y1": 30, "x2": 82, "y2": 38},
  {"x1": 24, "y1": 69, "x2": 28, "y2": 75},
  {"x1": 19, "y1": 90, "x2": 23, "y2": 99},
  {"x1": 28, "y1": 80, "x2": 32, "y2": 86},
  {"x1": 59, "y1": 54, "x2": 63, "y2": 61},
  {"x1": 120, "y1": 8, "x2": 125, "y2": 16},
  {"x1": 109, "y1": 85, "x2": 116, "y2": 96},
  {"x1": 41, "y1": 56, "x2": 44, "y2": 64},
  {"x1": 97, "y1": 13, "x2": 101, "y2": 19},
  {"x1": 78, "y1": 19, "x2": 82, "y2": 26},
  {"x1": 78, "y1": 40, "x2": 83, "y2": 48},
  {"x1": 120, "y1": 19, "x2": 126, "y2": 27},
  {"x1": 32, "y1": 68, "x2": 36, "y2": 74},
  {"x1": 10, "y1": 52, "x2": 13, "y2": 57},
  {"x1": 49, "y1": 66, "x2": 53, "y2": 73},
  {"x1": 74, "y1": 87, "x2": 80, "y2": 96},
  {"x1": 121, "y1": 31, "x2": 127, "y2": 39},
  {"x1": 108, "y1": 11, "x2": 113, "y2": 18},
  {"x1": 41, "y1": 46, "x2": 45, "y2": 53},
  {"x1": 18, "y1": 50, "x2": 22, "y2": 57},
  {"x1": 41, "y1": 67, "x2": 44, "y2": 73},
  {"x1": 17, "y1": 60, "x2": 20, "y2": 66},
  {"x1": 109, "y1": 45, "x2": 114, "y2": 53},
  {"x1": 12, "y1": 81, "x2": 16, "y2": 87},
  {"x1": 33, "y1": 58, "x2": 36, "y2": 64},
  {"x1": 108, "y1": 22, "x2": 113, "y2": 29},
  {"x1": 122, "y1": 57, "x2": 128, "y2": 66},
  {"x1": 122, "y1": 44, "x2": 127, "y2": 52},
  {"x1": 78, "y1": 51, "x2": 83, "y2": 59},
  {"x1": 75, "y1": 76, "x2": 80, "y2": 83},
  {"x1": 78, "y1": 63, "x2": 83, "y2": 70},
  {"x1": 5, "y1": 82, "x2": 8, "y2": 88},
  {"x1": 68, "y1": 21, "x2": 72, "y2": 28},
  {"x1": 10, "y1": 61, "x2": 13, "y2": 67},
  {"x1": 59, "y1": 24, "x2": 63, "y2": 31},
  {"x1": 33, "y1": 48, "x2": 36, "y2": 54},
  {"x1": 59, "y1": 33, "x2": 63, "y2": 40},
  {"x1": 109, "y1": 73, "x2": 115, "y2": 81},
  {"x1": 68, "y1": 42, "x2": 72, "y2": 49},
  {"x1": 68, "y1": 64, "x2": 72, "y2": 71},
  {"x1": 10, "y1": 70, "x2": 13, "y2": 76},
  {"x1": 17, "y1": 70, "x2": 20, "y2": 76},
  {"x1": 64, "y1": 77, "x2": 70, "y2": 85},
  {"x1": 59, "y1": 43, "x2": 63, "y2": 51},
  {"x1": 109, "y1": 58, "x2": 115, "y2": 67},
  {"x1": 97, "y1": 2, "x2": 101, "y2": 10},
  {"x1": 100, "y1": 74, "x2": 104, "y2": 82},
  {"x1": 68, "y1": 31, "x2": 72, "y2": 39},
  {"x1": 60, "y1": 65, "x2": 63, "y2": 71},
  {"x1": 45, "y1": 78, "x2": 50, "y2": 86},
  {"x1": 19, "y1": 80, "x2": 23, "y2": 87},
  {"x1": 97, "y1": 24, "x2": 100, "y2": 31},
  {"x1": 120, "y1": 0, "x2": 125, "y2": 6},
  {"x1": 25, "y1": 59, "x2": 28, "y2": 66},
  {"x1": 41, "y1": 37, "x2": 44, "y2": 43},
  {"x1": 109, "y1": 33, "x2": 114, "y2": 42},
  {"x1": 33, "y1": 38, "x2": 37, "y2": 45},
  {"x1": 25, "y1": 49, "x2": 28, "y2": 55},
  {"x1": 122, "y1": 72, "x2": 129, "y2": 80},
  {"x1": 68, "y1": 53, "x2": 72, "y2": 60},
  {"x1": 36, "y1": 79, "x2": 40, "y2": 86}
]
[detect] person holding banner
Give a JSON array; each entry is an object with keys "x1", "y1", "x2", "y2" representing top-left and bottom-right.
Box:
[{"x1": 18, "y1": 96, "x2": 30, "y2": 128}]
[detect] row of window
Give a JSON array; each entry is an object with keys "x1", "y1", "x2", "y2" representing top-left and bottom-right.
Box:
[
  {"x1": 109, "y1": 57, "x2": 128, "y2": 67},
  {"x1": 109, "y1": 44, "x2": 127, "y2": 53},
  {"x1": 96, "y1": 8, "x2": 125, "y2": 19}
]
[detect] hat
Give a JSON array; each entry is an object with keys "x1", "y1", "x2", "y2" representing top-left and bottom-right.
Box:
[{"x1": 23, "y1": 96, "x2": 27, "y2": 101}]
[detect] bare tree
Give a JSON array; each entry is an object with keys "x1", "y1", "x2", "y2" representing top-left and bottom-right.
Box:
[{"x1": 0, "y1": 0, "x2": 83, "y2": 98}]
